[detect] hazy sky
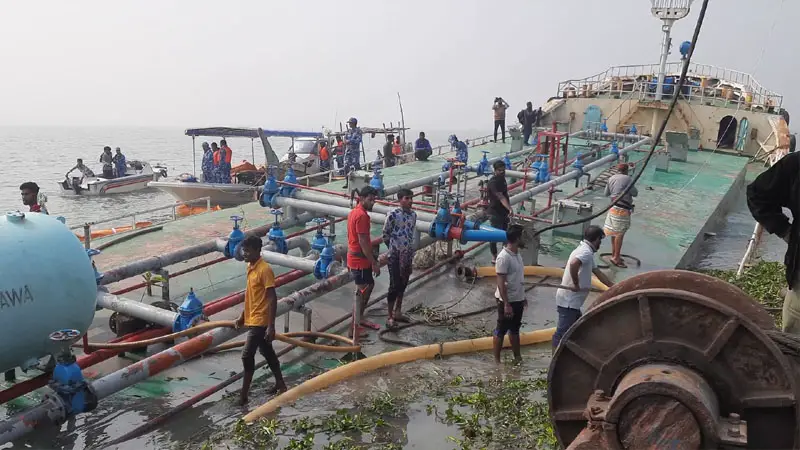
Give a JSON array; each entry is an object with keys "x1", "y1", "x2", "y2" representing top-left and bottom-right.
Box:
[{"x1": 0, "y1": 0, "x2": 792, "y2": 131}]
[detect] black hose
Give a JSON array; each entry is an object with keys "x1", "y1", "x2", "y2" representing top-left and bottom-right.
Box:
[
  {"x1": 530, "y1": 0, "x2": 711, "y2": 238},
  {"x1": 377, "y1": 305, "x2": 497, "y2": 347}
]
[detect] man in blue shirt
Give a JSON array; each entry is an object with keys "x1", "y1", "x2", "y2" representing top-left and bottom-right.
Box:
[
  {"x1": 414, "y1": 132, "x2": 433, "y2": 161},
  {"x1": 381, "y1": 188, "x2": 417, "y2": 328},
  {"x1": 344, "y1": 117, "x2": 363, "y2": 174}
]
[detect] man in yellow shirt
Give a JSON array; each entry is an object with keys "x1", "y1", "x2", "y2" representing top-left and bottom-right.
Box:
[{"x1": 235, "y1": 236, "x2": 286, "y2": 405}]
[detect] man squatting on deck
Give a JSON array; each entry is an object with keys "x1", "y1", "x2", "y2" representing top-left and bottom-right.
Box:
[
  {"x1": 747, "y1": 150, "x2": 800, "y2": 333},
  {"x1": 488, "y1": 160, "x2": 513, "y2": 265},
  {"x1": 553, "y1": 226, "x2": 614, "y2": 350},
  {"x1": 603, "y1": 163, "x2": 637, "y2": 268},
  {"x1": 493, "y1": 224, "x2": 526, "y2": 364},
  {"x1": 348, "y1": 186, "x2": 382, "y2": 338},
  {"x1": 235, "y1": 236, "x2": 287, "y2": 405},
  {"x1": 382, "y1": 188, "x2": 417, "y2": 329}
]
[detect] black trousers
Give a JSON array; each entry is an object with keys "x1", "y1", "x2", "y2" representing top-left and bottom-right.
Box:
[
  {"x1": 241, "y1": 326, "x2": 283, "y2": 381},
  {"x1": 489, "y1": 214, "x2": 510, "y2": 258},
  {"x1": 494, "y1": 120, "x2": 506, "y2": 142},
  {"x1": 388, "y1": 258, "x2": 412, "y2": 304}
]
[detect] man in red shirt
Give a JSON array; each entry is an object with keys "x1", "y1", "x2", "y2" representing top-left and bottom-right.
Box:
[
  {"x1": 348, "y1": 186, "x2": 381, "y2": 338},
  {"x1": 20, "y1": 182, "x2": 48, "y2": 215}
]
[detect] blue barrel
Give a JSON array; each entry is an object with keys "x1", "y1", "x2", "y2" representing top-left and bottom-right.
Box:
[{"x1": 0, "y1": 211, "x2": 97, "y2": 372}]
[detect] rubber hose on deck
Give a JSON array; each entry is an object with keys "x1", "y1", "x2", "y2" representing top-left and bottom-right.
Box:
[{"x1": 85, "y1": 321, "x2": 360, "y2": 353}]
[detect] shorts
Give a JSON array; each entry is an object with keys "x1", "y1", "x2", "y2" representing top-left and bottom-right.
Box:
[
  {"x1": 495, "y1": 301, "x2": 525, "y2": 336},
  {"x1": 351, "y1": 267, "x2": 374, "y2": 286},
  {"x1": 241, "y1": 326, "x2": 277, "y2": 372}
]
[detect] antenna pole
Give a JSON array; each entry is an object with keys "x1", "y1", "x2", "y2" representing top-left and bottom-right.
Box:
[
  {"x1": 397, "y1": 92, "x2": 406, "y2": 144},
  {"x1": 651, "y1": 0, "x2": 693, "y2": 101}
]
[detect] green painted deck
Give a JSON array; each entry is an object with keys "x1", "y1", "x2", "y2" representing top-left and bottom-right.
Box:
[{"x1": 4, "y1": 137, "x2": 754, "y2": 448}]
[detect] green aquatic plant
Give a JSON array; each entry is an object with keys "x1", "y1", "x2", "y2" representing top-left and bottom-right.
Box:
[{"x1": 700, "y1": 260, "x2": 785, "y2": 325}]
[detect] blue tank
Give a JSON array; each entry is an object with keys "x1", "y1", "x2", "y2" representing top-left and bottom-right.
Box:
[{"x1": 0, "y1": 211, "x2": 97, "y2": 373}]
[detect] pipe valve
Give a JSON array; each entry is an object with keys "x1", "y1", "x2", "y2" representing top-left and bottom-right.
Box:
[
  {"x1": 224, "y1": 215, "x2": 245, "y2": 259},
  {"x1": 268, "y1": 209, "x2": 288, "y2": 254}
]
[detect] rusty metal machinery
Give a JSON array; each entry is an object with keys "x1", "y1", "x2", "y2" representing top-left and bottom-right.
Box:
[{"x1": 548, "y1": 270, "x2": 800, "y2": 449}]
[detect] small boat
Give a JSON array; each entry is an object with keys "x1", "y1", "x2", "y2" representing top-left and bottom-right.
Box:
[
  {"x1": 149, "y1": 127, "x2": 325, "y2": 207},
  {"x1": 59, "y1": 160, "x2": 168, "y2": 196}
]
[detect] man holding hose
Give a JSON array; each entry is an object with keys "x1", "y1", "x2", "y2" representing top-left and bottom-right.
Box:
[
  {"x1": 235, "y1": 235, "x2": 287, "y2": 405},
  {"x1": 553, "y1": 226, "x2": 614, "y2": 350}
]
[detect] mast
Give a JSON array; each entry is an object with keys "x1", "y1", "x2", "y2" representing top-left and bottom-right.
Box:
[{"x1": 650, "y1": 0, "x2": 692, "y2": 135}]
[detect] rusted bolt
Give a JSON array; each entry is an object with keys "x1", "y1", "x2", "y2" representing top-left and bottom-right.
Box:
[
  {"x1": 728, "y1": 426, "x2": 741, "y2": 438},
  {"x1": 728, "y1": 413, "x2": 741, "y2": 425},
  {"x1": 590, "y1": 406, "x2": 603, "y2": 415},
  {"x1": 593, "y1": 389, "x2": 606, "y2": 401}
]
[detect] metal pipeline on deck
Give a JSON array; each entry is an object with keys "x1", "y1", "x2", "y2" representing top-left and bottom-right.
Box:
[
  {"x1": 100, "y1": 211, "x2": 317, "y2": 285},
  {"x1": 382, "y1": 145, "x2": 534, "y2": 196},
  {"x1": 508, "y1": 136, "x2": 651, "y2": 205},
  {"x1": 274, "y1": 197, "x2": 434, "y2": 234}
]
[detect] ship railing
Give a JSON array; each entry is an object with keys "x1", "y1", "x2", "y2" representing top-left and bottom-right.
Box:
[
  {"x1": 70, "y1": 196, "x2": 213, "y2": 249},
  {"x1": 557, "y1": 62, "x2": 783, "y2": 111},
  {"x1": 294, "y1": 134, "x2": 497, "y2": 185}
]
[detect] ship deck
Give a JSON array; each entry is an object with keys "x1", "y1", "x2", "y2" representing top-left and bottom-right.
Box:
[{"x1": 2, "y1": 137, "x2": 751, "y2": 449}]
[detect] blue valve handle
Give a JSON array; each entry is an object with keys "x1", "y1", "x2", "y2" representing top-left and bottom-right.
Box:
[
  {"x1": 230, "y1": 215, "x2": 243, "y2": 228},
  {"x1": 482, "y1": 150, "x2": 490, "y2": 155}
]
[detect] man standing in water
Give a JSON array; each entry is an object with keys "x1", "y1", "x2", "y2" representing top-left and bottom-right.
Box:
[
  {"x1": 20, "y1": 182, "x2": 48, "y2": 214},
  {"x1": 348, "y1": 186, "x2": 381, "y2": 339},
  {"x1": 487, "y1": 160, "x2": 513, "y2": 264},
  {"x1": 553, "y1": 226, "x2": 614, "y2": 350},
  {"x1": 99, "y1": 146, "x2": 114, "y2": 179},
  {"x1": 493, "y1": 224, "x2": 526, "y2": 364},
  {"x1": 235, "y1": 236, "x2": 287, "y2": 405},
  {"x1": 603, "y1": 164, "x2": 637, "y2": 268},
  {"x1": 747, "y1": 150, "x2": 800, "y2": 333},
  {"x1": 382, "y1": 188, "x2": 417, "y2": 328}
]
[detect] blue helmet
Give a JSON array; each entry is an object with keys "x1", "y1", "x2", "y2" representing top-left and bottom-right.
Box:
[
  {"x1": 348, "y1": 117, "x2": 358, "y2": 124},
  {"x1": 448, "y1": 134, "x2": 458, "y2": 144}
]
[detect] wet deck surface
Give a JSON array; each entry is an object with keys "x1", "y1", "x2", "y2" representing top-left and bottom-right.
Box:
[{"x1": 1, "y1": 138, "x2": 752, "y2": 449}]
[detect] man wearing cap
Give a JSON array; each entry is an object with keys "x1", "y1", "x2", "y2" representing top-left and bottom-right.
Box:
[{"x1": 344, "y1": 117, "x2": 363, "y2": 176}]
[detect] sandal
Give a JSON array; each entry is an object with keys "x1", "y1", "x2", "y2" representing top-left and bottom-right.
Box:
[
  {"x1": 611, "y1": 259, "x2": 628, "y2": 268},
  {"x1": 360, "y1": 320, "x2": 381, "y2": 330},
  {"x1": 386, "y1": 318, "x2": 397, "y2": 329}
]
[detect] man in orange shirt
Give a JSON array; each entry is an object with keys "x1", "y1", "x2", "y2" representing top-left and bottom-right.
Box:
[
  {"x1": 235, "y1": 236, "x2": 286, "y2": 405},
  {"x1": 348, "y1": 186, "x2": 381, "y2": 338}
]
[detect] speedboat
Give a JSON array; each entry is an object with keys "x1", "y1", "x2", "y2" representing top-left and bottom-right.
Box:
[
  {"x1": 58, "y1": 160, "x2": 168, "y2": 196},
  {"x1": 149, "y1": 127, "x2": 325, "y2": 207}
]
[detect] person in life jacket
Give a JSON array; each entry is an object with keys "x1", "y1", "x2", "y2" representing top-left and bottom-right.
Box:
[
  {"x1": 319, "y1": 141, "x2": 331, "y2": 171},
  {"x1": 392, "y1": 136, "x2": 403, "y2": 157},
  {"x1": 219, "y1": 139, "x2": 233, "y2": 184},
  {"x1": 334, "y1": 135, "x2": 345, "y2": 174},
  {"x1": 211, "y1": 142, "x2": 222, "y2": 183}
]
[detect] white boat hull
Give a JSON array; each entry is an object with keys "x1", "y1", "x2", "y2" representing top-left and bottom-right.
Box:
[
  {"x1": 57, "y1": 161, "x2": 167, "y2": 196},
  {"x1": 147, "y1": 181, "x2": 260, "y2": 207}
]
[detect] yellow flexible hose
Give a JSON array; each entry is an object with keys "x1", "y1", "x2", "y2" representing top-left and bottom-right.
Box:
[
  {"x1": 243, "y1": 327, "x2": 556, "y2": 423},
  {"x1": 86, "y1": 321, "x2": 359, "y2": 353},
  {"x1": 211, "y1": 331, "x2": 361, "y2": 354},
  {"x1": 473, "y1": 265, "x2": 609, "y2": 292}
]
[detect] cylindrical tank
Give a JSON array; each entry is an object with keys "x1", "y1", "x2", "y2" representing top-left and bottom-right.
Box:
[{"x1": 0, "y1": 211, "x2": 96, "y2": 372}]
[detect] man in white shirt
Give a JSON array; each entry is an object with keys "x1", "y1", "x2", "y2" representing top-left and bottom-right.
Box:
[
  {"x1": 493, "y1": 224, "x2": 527, "y2": 364},
  {"x1": 553, "y1": 225, "x2": 614, "y2": 350}
]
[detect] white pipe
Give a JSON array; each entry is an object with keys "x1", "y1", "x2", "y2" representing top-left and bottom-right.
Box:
[
  {"x1": 508, "y1": 136, "x2": 652, "y2": 205},
  {"x1": 260, "y1": 251, "x2": 318, "y2": 273},
  {"x1": 273, "y1": 196, "x2": 433, "y2": 234},
  {"x1": 736, "y1": 224, "x2": 763, "y2": 277}
]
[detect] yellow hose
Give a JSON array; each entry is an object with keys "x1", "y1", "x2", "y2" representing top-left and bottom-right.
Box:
[
  {"x1": 473, "y1": 265, "x2": 609, "y2": 292},
  {"x1": 87, "y1": 321, "x2": 359, "y2": 354},
  {"x1": 242, "y1": 327, "x2": 556, "y2": 423}
]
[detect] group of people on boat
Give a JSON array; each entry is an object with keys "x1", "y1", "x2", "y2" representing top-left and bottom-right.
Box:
[
  {"x1": 200, "y1": 139, "x2": 234, "y2": 184},
  {"x1": 65, "y1": 147, "x2": 128, "y2": 181}
]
